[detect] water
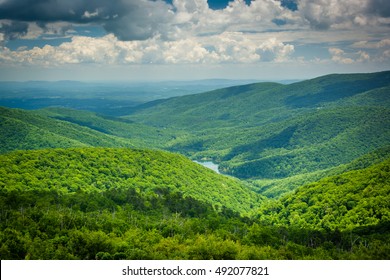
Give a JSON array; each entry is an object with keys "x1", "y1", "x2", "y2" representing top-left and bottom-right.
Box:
[{"x1": 194, "y1": 161, "x2": 220, "y2": 174}]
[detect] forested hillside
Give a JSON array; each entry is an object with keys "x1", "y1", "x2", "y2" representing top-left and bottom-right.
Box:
[
  {"x1": 252, "y1": 145, "x2": 390, "y2": 197},
  {"x1": 36, "y1": 107, "x2": 180, "y2": 148},
  {"x1": 0, "y1": 106, "x2": 181, "y2": 153},
  {"x1": 0, "y1": 148, "x2": 259, "y2": 214},
  {"x1": 257, "y1": 158, "x2": 390, "y2": 231},
  {"x1": 0, "y1": 148, "x2": 388, "y2": 260},
  {"x1": 125, "y1": 71, "x2": 390, "y2": 196},
  {"x1": 0, "y1": 107, "x2": 135, "y2": 153}
]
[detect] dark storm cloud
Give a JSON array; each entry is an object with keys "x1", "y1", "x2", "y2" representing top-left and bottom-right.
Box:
[
  {"x1": 0, "y1": 20, "x2": 28, "y2": 41},
  {"x1": 0, "y1": 0, "x2": 173, "y2": 40},
  {"x1": 367, "y1": 0, "x2": 390, "y2": 17},
  {"x1": 298, "y1": 0, "x2": 390, "y2": 31},
  {"x1": 103, "y1": 0, "x2": 174, "y2": 41},
  {"x1": 0, "y1": 0, "x2": 116, "y2": 22}
]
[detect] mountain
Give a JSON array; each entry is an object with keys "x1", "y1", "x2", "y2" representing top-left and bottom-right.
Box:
[
  {"x1": 0, "y1": 147, "x2": 265, "y2": 260},
  {"x1": 2, "y1": 71, "x2": 389, "y2": 198},
  {"x1": 124, "y1": 71, "x2": 390, "y2": 196},
  {"x1": 126, "y1": 71, "x2": 390, "y2": 127},
  {"x1": 1, "y1": 71, "x2": 390, "y2": 198}
]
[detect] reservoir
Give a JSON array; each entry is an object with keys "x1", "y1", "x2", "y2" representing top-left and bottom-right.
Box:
[{"x1": 193, "y1": 161, "x2": 220, "y2": 174}]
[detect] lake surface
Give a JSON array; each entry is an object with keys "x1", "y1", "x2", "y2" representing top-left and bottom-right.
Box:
[{"x1": 193, "y1": 161, "x2": 220, "y2": 174}]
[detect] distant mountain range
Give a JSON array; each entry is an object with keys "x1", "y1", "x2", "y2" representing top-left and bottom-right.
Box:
[
  {"x1": 0, "y1": 79, "x2": 264, "y2": 116},
  {"x1": 2, "y1": 71, "x2": 390, "y2": 197}
]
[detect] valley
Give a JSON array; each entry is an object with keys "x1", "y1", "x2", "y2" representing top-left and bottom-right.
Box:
[{"x1": 0, "y1": 71, "x2": 389, "y2": 259}]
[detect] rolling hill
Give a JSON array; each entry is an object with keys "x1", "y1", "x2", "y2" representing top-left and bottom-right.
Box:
[
  {"x1": 0, "y1": 148, "x2": 260, "y2": 214},
  {"x1": 124, "y1": 71, "x2": 390, "y2": 196},
  {"x1": 0, "y1": 106, "x2": 177, "y2": 153},
  {"x1": 0, "y1": 107, "x2": 133, "y2": 153},
  {"x1": 258, "y1": 156, "x2": 390, "y2": 231}
]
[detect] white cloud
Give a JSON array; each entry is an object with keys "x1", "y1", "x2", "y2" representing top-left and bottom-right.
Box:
[
  {"x1": 0, "y1": 32, "x2": 295, "y2": 66},
  {"x1": 349, "y1": 39, "x2": 390, "y2": 62},
  {"x1": 352, "y1": 39, "x2": 390, "y2": 49},
  {"x1": 82, "y1": 9, "x2": 100, "y2": 19},
  {"x1": 329, "y1": 47, "x2": 355, "y2": 64},
  {"x1": 357, "y1": 50, "x2": 370, "y2": 62},
  {"x1": 329, "y1": 47, "x2": 373, "y2": 64}
]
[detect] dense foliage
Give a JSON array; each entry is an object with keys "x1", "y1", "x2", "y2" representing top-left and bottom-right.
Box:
[
  {"x1": 0, "y1": 107, "x2": 135, "y2": 153},
  {"x1": 257, "y1": 158, "x2": 390, "y2": 231},
  {"x1": 252, "y1": 145, "x2": 390, "y2": 198},
  {"x1": 0, "y1": 148, "x2": 259, "y2": 214},
  {"x1": 0, "y1": 148, "x2": 388, "y2": 260}
]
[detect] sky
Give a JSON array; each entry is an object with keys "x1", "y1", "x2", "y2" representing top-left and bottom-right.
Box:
[{"x1": 0, "y1": 0, "x2": 389, "y2": 81}]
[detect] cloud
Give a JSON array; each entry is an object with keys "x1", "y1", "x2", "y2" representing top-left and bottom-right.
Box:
[
  {"x1": 0, "y1": 0, "x2": 388, "y2": 43},
  {"x1": 82, "y1": 9, "x2": 100, "y2": 19},
  {"x1": 0, "y1": 0, "x2": 388, "y2": 73},
  {"x1": 329, "y1": 47, "x2": 354, "y2": 64},
  {"x1": 0, "y1": 0, "x2": 176, "y2": 40},
  {"x1": 0, "y1": 0, "x2": 116, "y2": 23},
  {"x1": 104, "y1": 1, "x2": 176, "y2": 40},
  {"x1": 0, "y1": 20, "x2": 28, "y2": 42},
  {"x1": 367, "y1": 0, "x2": 390, "y2": 17},
  {"x1": 298, "y1": 0, "x2": 390, "y2": 30},
  {"x1": 0, "y1": 32, "x2": 295, "y2": 66},
  {"x1": 328, "y1": 47, "x2": 371, "y2": 64},
  {"x1": 350, "y1": 39, "x2": 390, "y2": 62},
  {"x1": 0, "y1": 0, "x2": 300, "y2": 41},
  {"x1": 351, "y1": 39, "x2": 390, "y2": 49}
]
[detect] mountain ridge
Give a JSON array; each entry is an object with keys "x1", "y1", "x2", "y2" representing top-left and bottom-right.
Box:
[{"x1": 1, "y1": 70, "x2": 389, "y2": 198}]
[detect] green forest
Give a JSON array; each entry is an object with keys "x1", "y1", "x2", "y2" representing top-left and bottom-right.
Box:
[
  {"x1": 0, "y1": 71, "x2": 389, "y2": 259},
  {"x1": 1, "y1": 148, "x2": 388, "y2": 259}
]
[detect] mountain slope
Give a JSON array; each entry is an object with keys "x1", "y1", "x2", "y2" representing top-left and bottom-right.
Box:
[
  {"x1": 124, "y1": 71, "x2": 390, "y2": 196},
  {"x1": 0, "y1": 147, "x2": 388, "y2": 260},
  {"x1": 221, "y1": 106, "x2": 390, "y2": 179},
  {"x1": 0, "y1": 107, "x2": 137, "y2": 153},
  {"x1": 126, "y1": 71, "x2": 390, "y2": 128},
  {"x1": 0, "y1": 148, "x2": 261, "y2": 214},
  {"x1": 252, "y1": 145, "x2": 390, "y2": 198},
  {"x1": 36, "y1": 107, "x2": 181, "y2": 148},
  {"x1": 257, "y1": 157, "x2": 390, "y2": 231}
]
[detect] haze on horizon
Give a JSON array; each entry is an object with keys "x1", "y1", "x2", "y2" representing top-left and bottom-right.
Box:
[{"x1": 0, "y1": 0, "x2": 389, "y2": 81}]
